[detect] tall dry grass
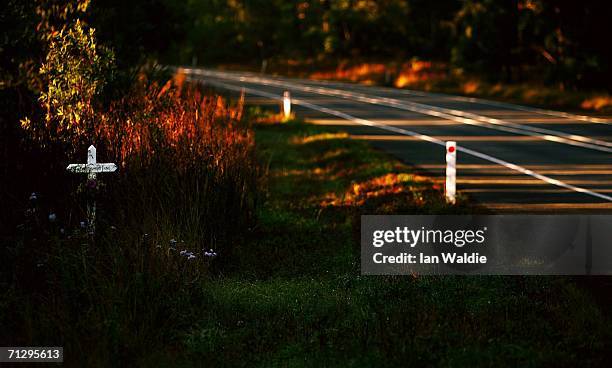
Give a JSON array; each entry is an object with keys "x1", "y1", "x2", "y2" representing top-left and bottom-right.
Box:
[
  {"x1": 97, "y1": 73, "x2": 258, "y2": 250},
  {"x1": 0, "y1": 72, "x2": 260, "y2": 365}
]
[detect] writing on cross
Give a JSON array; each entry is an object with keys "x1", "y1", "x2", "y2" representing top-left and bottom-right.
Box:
[{"x1": 67, "y1": 145, "x2": 117, "y2": 179}]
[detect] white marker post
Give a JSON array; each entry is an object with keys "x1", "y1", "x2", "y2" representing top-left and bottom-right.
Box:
[
  {"x1": 66, "y1": 145, "x2": 117, "y2": 235},
  {"x1": 283, "y1": 91, "x2": 291, "y2": 120},
  {"x1": 445, "y1": 141, "x2": 457, "y2": 204}
]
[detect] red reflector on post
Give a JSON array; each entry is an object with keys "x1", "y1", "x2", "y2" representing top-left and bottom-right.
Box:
[{"x1": 445, "y1": 141, "x2": 457, "y2": 204}]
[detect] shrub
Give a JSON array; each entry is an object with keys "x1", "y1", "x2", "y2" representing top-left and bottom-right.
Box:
[{"x1": 21, "y1": 2, "x2": 114, "y2": 146}]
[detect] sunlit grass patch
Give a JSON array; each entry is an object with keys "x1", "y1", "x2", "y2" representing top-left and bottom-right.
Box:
[
  {"x1": 320, "y1": 172, "x2": 437, "y2": 207},
  {"x1": 254, "y1": 120, "x2": 474, "y2": 218},
  {"x1": 248, "y1": 105, "x2": 296, "y2": 124},
  {"x1": 292, "y1": 132, "x2": 349, "y2": 144}
]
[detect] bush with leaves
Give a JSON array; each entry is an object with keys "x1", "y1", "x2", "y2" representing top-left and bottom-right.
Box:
[{"x1": 21, "y1": 0, "x2": 114, "y2": 146}]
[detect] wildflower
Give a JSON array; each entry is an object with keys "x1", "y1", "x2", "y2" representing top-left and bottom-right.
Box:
[
  {"x1": 80, "y1": 221, "x2": 86, "y2": 228},
  {"x1": 181, "y1": 250, "x2": 195, "y2": 258},
  {"x1": 204, "y1": 249, "x2": 218, "y2": 258},
  {"x1": 29, "y1": 192, "x2": 38, "y2": 201},
  {"x1": 60, "y1": 228, "x2": 65, "y2": 234},
  {"x1": 48, "y1": 213, "x2": 57, "y2": 222},
  {"x1": 187, "y1": 254, "x2": 196, "y2": 260}
]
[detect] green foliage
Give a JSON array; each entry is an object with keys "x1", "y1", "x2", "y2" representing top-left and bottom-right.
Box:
[
  {"x1": 451, "y1": 0, "x2": 518, "y2": 79},
  {"x1": 13, "y1": 0, "x2": 115, "y2": 146},
  {"x1": 170, "y1": 0, "x2": 611, "y2": 90},
  {"x1": 35, "y1": 20, "x2": 114, "y2": 138}
]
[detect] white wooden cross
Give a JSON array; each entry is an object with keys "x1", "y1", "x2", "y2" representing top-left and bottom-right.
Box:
[{"x1": 66, "y1": 145, "x2": 117, "y2": 235}]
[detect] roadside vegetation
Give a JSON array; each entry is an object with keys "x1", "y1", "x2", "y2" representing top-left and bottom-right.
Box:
[
  {"x1": 1, "y1": 2, "x2": 258, "y2": 365},
  {"x1": 180, "y1": 1, "x2": 612, "y2": 113},
  {"x1": 2, "y1": 1, "x2": 611, "y2": 366},
  {"x1": 177, "y1": 117, "x2": 611, "y2": 367},
  {"x1": 1, "y1": 66, "x2": 258, "y2": 367}
]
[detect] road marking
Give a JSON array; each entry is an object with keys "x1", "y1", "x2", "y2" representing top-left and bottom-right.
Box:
[
  {"x1": 191, "y1": 69, "x2": 612, "y2": 153},
  {"x1": 394, "y1": 88, "x2": 612, "y2": 125},
  {"x1": 222, "y1": 70, "x2": 612, "y2": 125},
  {"x1": 189, "y1": 75, "x2": 612, "y2": 203}
]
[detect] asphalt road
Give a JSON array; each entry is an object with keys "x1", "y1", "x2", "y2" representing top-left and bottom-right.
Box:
[{"x1": 181, "y1": 68, "x2": 612, "y2": 213}]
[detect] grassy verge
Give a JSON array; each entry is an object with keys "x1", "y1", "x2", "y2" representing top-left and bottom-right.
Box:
[{"x1": 177, "y1": 120, "x2": 612, "y2": 367}]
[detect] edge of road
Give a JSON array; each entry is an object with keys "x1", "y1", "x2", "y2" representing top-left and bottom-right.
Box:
[
  {"x1": 210, "y1": 68, "x2": 612, "y2": 125},
  {"x1": 180, "y1": 68, "x2": 612, "y2": 204},
  {"x1": 189, "y1": 69, "x2": 612, "y2": 154}
]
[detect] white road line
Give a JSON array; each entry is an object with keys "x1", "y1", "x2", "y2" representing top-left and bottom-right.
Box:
[
  {"x1": 301, "y1": 77, "x2": 612, "y2": 144},
  {"x1": 395, "y1": 88, "x2": 612, "y2": 125},
  {"x1": 225, "y1": 70, "x2": 612, "y2": 125},
  {"x1": 190, "y1": 69, "x2": 612, "y2": 153},
  {"x1": 439, "y1": 107, "x2": 612, "y2": 149},
  {"x1": 191, "y1": 75, "x2": 612, "y2": 202}
]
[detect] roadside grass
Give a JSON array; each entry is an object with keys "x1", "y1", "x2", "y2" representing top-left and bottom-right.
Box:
[{"x1": 180, "y1": 119, "x2": 612, "y2": 367}]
